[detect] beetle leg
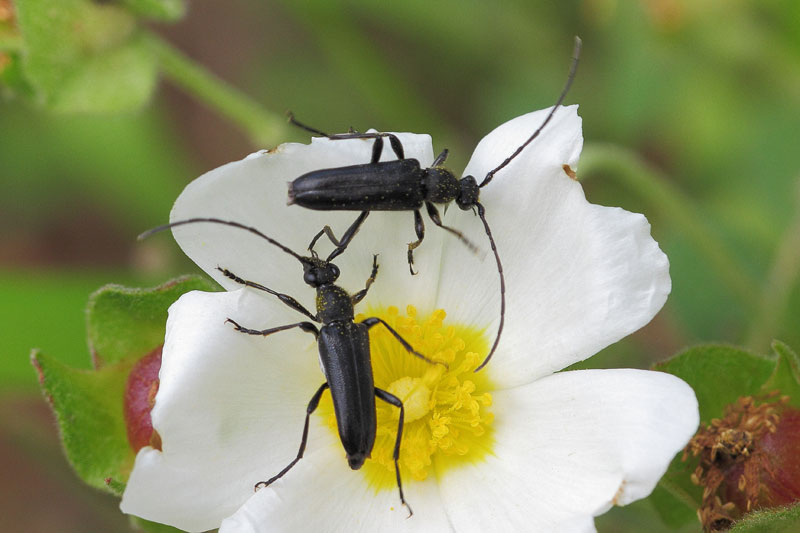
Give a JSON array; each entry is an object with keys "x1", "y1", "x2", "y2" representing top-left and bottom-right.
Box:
[
  {"x1": 308, "y1": 211, "x2": 371, "y2": 262},
  {"x1": 374, "y1": 388, "x2": 413, "y2": 518},
  {"x1": 225, "y1": 318, "x2": 320, "y2": 340},
  {"x1": 370, "y1": 137, "x2": 384, "y2": 164},
  {"x1": 407, "y1": 210, "x2": 425, "y2": 275},
  {"x1": 307, "y1": 228, "x2": 329, "y2": 255},
  {"x1": 431, "y1": 148, "x2": 449, "y2": 167},
  {"x1": 361, "y1": 317, "x2": 445, "y2": 368},
  {"x1": 287, "y1": 123, "x2": 407, "y2": 161},
  {"x1": 386, "y1": 134, "x2": 405, "y2": 159},
  {"x1": 308, "y1": 212, "x2": 370, "y2": 257},
  {"x1": 216, "y1": 267, "x2": 318, "y2": 321},
  {"x1": 424, "y1": 201, "x2": 480, "y2": 254},
  {"x1": 326, "y1": 131, "x2": 405, "y2": 160},
  {"x1": 351, "y1": 254, "x2": 379, "y2": 305},
  {"x1": 324, "y1": 210, "x2": 371, "y2": 262},
  {"x1": 255, "y1": 383, "x2": 329, "y2": 491}
]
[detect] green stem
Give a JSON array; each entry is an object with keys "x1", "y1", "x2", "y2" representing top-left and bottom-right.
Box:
[
  {"x1": 580, "y1": 142, "x2": 758, "y2": 310},
  {"x1": 746, "y1": 179, "x2": 800, "y2": 351},
  {"x1": 142, "y1": 32, "x2": 288, "y2": 147}
]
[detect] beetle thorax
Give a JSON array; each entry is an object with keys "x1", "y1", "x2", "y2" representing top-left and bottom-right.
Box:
[
  {"x1": 423, "y1": 167, "x2": 460, "y2": 204},
  {"x1": 316, "y1": 284, "x2": 354, "y2": 324}
]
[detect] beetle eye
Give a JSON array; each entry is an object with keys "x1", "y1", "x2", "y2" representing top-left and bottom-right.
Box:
[
  {"x1": 303, "y1": 271, "x2": 317, "y2": 286},
  {"x1": 330, "y1": 264, "x2": 340, "y2": 279}
]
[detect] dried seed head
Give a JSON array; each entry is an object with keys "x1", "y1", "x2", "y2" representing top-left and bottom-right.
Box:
[{"x1": 684, "y1": 394, "x2": 800, "y2": 531}]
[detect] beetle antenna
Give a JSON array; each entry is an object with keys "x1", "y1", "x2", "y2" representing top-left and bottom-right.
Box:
[
  {"x1": 138, "y1": 217, "x2": 306, "y2": 263},
  {"x1": 473, "y1": 202, "x2": 505, "y2": 372},
  {"x1": 478, "y1": 36, "x2": 582, "y2": 189}
]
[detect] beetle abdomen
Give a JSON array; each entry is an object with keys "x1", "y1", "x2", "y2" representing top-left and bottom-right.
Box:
[
  {"x1": 289, "y1": 159, "x2": 425, "y2": 211},
  {"x1": 318, "y1": 320, "x2": 376, "y2": 469}
]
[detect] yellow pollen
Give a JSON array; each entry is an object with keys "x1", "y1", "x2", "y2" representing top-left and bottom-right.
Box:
[{"x1": 317, "y1": 305, "x2": 495, "y2": 492}]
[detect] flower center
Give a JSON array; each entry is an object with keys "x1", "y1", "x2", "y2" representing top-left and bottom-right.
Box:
[
  {"x1": 387, "y1": 376, "x2": 431, "y2": 423},
  {"x1": 318, "y1": 305, "x2": 495, "y2": 491}
]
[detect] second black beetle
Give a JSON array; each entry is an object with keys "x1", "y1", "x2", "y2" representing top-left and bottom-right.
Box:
[
  {"x1": 140, "y1": 217, "x2": 441, "y2": 517},
  {"x1": 288, "y1": 38, "x2": 581, "y2": 371}
]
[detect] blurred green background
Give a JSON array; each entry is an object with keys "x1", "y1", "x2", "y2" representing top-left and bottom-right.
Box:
[{"x1": 2, "y1": 0, "x2": 799, "y2": 531}]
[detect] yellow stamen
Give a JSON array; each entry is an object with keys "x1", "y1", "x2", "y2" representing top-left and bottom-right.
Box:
[{"x1": 318, "y1": 305, "x2": 495, "y2": 491}]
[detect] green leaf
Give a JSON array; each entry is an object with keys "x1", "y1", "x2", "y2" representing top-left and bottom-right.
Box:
[
  {"x1": 761, "y1": 341, "x2": 800, "y2": 408},
  {"x1": 653, "y1": 344, "x2": 775, "y2": 423},
  {"x1": 730, "y1": 502, "x2": 800, "y2": 532},
  {"x1": 119, "y1": 0, "x2": 187, "y2": 21},
  {"x1": 31, "y1": 349, "x2": 134, "y2": 493},
  {"x1": 15, "y1": 0, "x2": 158, "y2": 112},
  {"x1": 88, "y1": 275, "x2": 217, "y2": 367},
  {"x1": 31, "y1": 276, "x2": 216, "y2": 494}
]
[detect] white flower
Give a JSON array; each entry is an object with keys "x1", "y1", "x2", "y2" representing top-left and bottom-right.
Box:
[{"x1": 120, "y1": 106, "x2": 699, "y2": 532}]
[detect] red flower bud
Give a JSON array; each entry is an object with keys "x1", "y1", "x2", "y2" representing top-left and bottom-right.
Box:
[{"x1": 123, "y1": 346, "x2": 163, "y2": 452}]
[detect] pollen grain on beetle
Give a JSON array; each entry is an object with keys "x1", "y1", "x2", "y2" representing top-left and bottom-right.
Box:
[{"x1": 318, "y1": 305, "x2": 495, "y2": 490}]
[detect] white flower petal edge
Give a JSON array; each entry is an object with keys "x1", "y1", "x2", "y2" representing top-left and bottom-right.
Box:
[
  {"x1": 220, "y1": 446, "x2": 454, "y2": 533},
  {"x1": 436, "y1": 369, "x2": 699, "y2": 532},
  {"x1": 121, "y1": 289, "x2": 329, "y2": 532},
  {"x1": 436, "y1": 106, "x2": 670, "y2": 387},
  {"x1": 168, "y1": 133, "x2": 444, "y2": 314}
]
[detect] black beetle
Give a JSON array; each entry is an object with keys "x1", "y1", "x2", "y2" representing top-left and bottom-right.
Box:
[
  {"x1": 139, "y1": 217, "x2": 443, "y2": 517},
  {"x1": 286, "y1": 38, "x2": 581, "y2": 371}
]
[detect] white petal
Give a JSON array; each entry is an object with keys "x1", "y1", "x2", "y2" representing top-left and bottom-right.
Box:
[
  {"x1": 121, "y1": 289, "x2": 330, "y2": 531},
  {"x1": 435, "y1": 106, "x2": 670, "y2": 385},
  {"x1": 220, "y1": 445, "x2": 453, "y2": 532},
  {"x1": 169, "y1": 134, "x2": 443, "y2": 313},
  {"x1": 437, "y1": 369, "x2": 698, "y2": 532}
]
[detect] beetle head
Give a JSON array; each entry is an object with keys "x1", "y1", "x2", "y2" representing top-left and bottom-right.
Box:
[
  {"x1": 301, "y1": 257, "x2": 340, "y2": 287},
  {"x1": 456, "y1": 176, "x2": 480, "y2": 210}
]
